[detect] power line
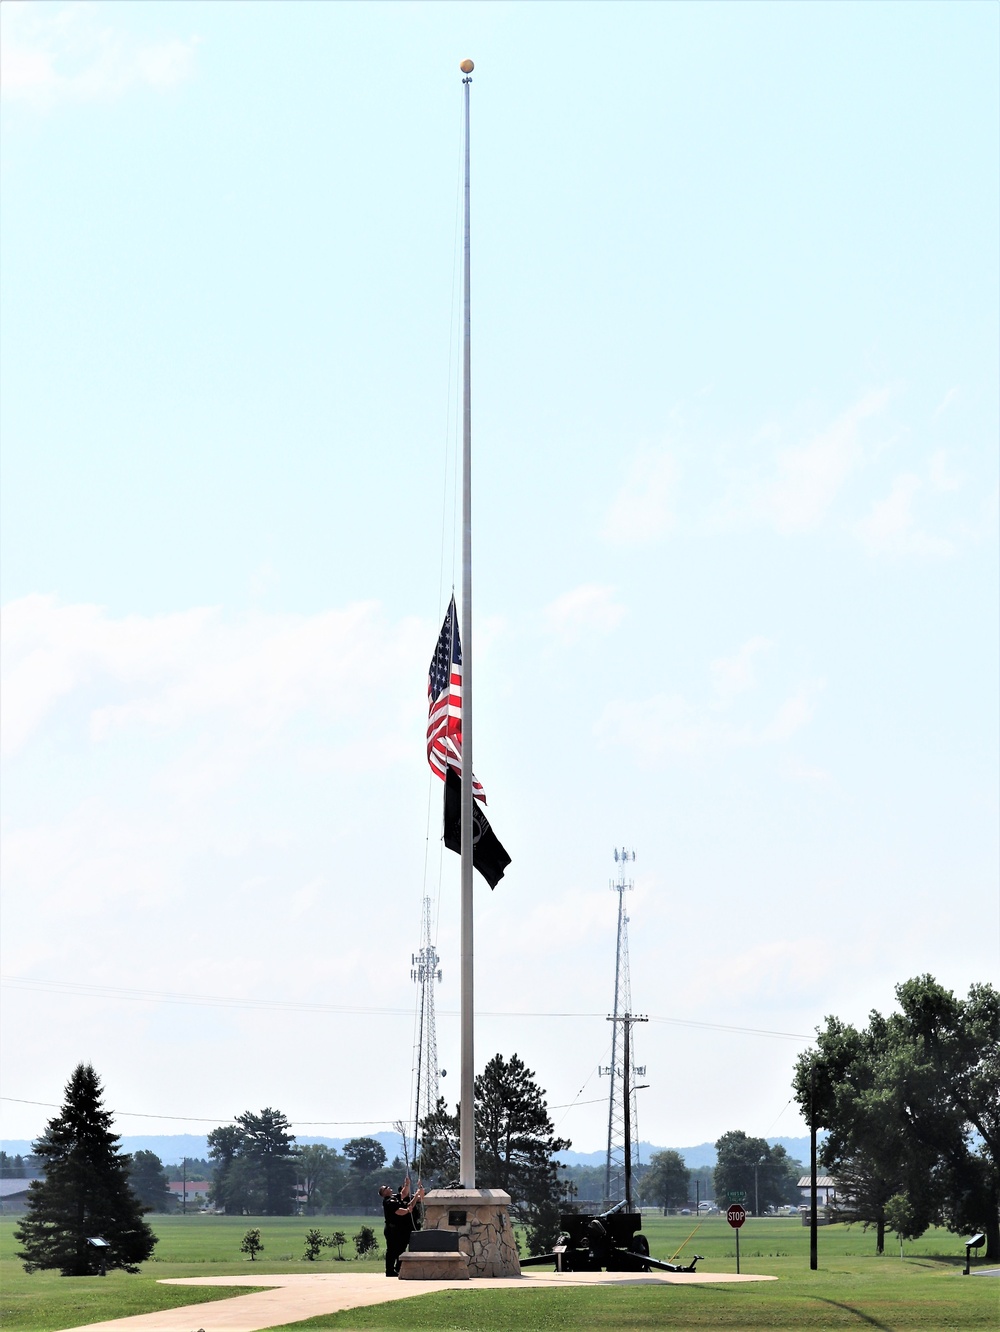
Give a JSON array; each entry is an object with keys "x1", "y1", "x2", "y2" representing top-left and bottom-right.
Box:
[
  {"x1": 0, "y1": 976, "x2": 811, "y2": 1041},
  {"x1": 0, "y1": 1097, "x2": 402, "y2": 1127}
]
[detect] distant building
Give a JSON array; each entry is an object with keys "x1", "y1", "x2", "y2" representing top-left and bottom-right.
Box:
[
  {"x1": 0, "y1": 1178, "x2": 34, "y2": 1213},
  {"x1": 168, "y1": 1180, "x2": 210, "y2": 1207},
  {"x1": 797, "y1": 1175, "x2": 839, "y2": 1206}
]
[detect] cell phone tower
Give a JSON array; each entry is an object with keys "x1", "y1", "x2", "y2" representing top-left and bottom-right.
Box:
[
  {"x1": 600, "y1": 848, "x2": 647, "y2": 1208},
  {"x1": 410, "y1": 895, "x2": 442, "y2": 1173}
]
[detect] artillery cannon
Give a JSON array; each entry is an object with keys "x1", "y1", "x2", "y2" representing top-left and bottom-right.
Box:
[{"x1": 520, "y1": 1200, "x2": 703, "y2": 1274}]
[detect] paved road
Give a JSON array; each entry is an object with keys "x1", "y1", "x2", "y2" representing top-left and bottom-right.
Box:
[{"x1": 54, "y1": 1268, "x2": 777, "y2": 1332}]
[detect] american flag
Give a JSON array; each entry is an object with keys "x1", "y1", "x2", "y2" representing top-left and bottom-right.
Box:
[{"x1": 427, "y1": 596, "x2": 486, "y2": 803}]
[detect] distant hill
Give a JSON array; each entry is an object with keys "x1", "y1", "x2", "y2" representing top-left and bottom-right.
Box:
[
  {"x1": 0, "y1": 1131, "x2": 408, "y2": 1168},
  {"x1": 4, "y1": 1132, "x2": 816, "y2": 1170},
  {"x1": 558, "y1": 1137, "x2": 814, "y2": 1169}
]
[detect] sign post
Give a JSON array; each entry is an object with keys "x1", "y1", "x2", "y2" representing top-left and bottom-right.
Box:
[{"x1": 727, "y1": 1202, "x2": 747, "y2": 1274}]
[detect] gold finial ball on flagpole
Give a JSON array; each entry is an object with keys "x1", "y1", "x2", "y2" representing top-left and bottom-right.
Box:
[{"x1": 459, "y1": 59, "x2": 474, "y2": 73}]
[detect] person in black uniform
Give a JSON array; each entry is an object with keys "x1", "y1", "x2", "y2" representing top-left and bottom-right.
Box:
[{"x1": 378, "y1": 1176, "x2": 424, "y2": 1276}]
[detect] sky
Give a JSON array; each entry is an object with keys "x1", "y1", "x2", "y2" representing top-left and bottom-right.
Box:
[{"x1": 1, "y1": 0, "x2": 997, "y2": 1161}]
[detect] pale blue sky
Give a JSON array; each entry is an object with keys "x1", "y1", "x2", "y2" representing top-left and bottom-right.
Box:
[{"x1": 2, "y1": 1, "x2": 997, "y2": 1153}]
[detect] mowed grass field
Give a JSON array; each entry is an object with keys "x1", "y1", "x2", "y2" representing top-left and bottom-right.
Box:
[{"x1": 1, "y1": 1212, "x2": 996, "y2": 1331}]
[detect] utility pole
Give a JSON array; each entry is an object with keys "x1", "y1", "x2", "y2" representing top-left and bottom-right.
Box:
[
  {"x1": 601, "y1": 848, "x2": 646, "y2": 1206},
  {"x1": 608, "y1": 1010, "x2": 648, "y2": 1210}
]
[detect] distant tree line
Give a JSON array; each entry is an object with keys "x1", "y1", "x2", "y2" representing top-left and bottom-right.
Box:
[
  {"x1": 0, "y1": 1152, "x2": 43, "y2": 1179},
  {"x1": 558, "y1": 1142, "x2": 799, "y2": 1214},
  {"x1": 204, "y1": 1111, "x2": 405, "y2": 1216}
]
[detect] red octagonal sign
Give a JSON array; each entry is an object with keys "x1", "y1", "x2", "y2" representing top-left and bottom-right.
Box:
[{"x1": 727, "y1": 1203, "x2": 747, "y2": 1229}]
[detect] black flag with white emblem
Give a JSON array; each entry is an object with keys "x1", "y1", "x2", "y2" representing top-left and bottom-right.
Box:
[{"x1": 444, "y1": 768, "x2": 511, "y2": 890}]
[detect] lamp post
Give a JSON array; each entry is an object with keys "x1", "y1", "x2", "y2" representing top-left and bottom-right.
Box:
[{"x1": 810, "y1": 1063, "x2": 818, "y2": 1270}]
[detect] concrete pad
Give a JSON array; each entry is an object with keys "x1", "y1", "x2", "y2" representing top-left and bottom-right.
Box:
[{"x1": 54, "y1": 1267, "x2": 777, "y2": 1332}]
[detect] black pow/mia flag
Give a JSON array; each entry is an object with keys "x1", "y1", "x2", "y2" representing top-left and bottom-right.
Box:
[{"x1": 444, "y1": 768, "x2": 511, "y2": 890}]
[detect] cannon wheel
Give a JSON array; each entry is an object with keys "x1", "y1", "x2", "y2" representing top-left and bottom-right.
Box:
[{"x1": 630, "y1": 1233, "x2": 650, "y2": 1270}]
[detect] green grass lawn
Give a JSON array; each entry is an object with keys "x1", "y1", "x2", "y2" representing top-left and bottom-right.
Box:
[
  {"x1": 1, "y1": 1212, "x2": 996, "y2": 1331},
  {"x1": 0, "y1": 1212, "x2": 382, "y2": 1331}
]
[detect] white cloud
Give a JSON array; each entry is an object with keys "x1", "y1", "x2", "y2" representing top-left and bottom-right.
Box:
[
  {"x1": 761, "y1": 682, "x2": 824, "y2": 742},
  {"x1": 0, "y1": 3, "x2": 198, "y2": 107},
  {"x1": 762, "y1": 388, "x2": 892, "y2": 533},
  {"x1": 709, "y1": 636, "x2": 772, "y2": 709},
  {"x1": 927, "y1": 450, "x2": 963, "y2": 493},
  {"x1": 602, "y1": 447, "x2": 678, "y2": 546},
  {"x1": 710, "y1": 388, "x2": 894, "y2": 536},
  {"x1": 0, "y1": 595, "x2": 424, "y2": 761},
  {"x1": 723, "y1": 935, "x2": 841, "y2": 1004},
  {"x1": 785, "y1": 756, "x2": 833, "y2": 786},
  {"x1": 544, "y1": 584, "x2": 626, "y2": 644},
  {"x1": 595, "y1": 639, "x2": 825, "y2": 763},
  {"x1": 932, "y1": 387, "x2": 960, "y2": 419},
  {"x1": 856, "y1": 473, "x2": 955, "y2": 558}
]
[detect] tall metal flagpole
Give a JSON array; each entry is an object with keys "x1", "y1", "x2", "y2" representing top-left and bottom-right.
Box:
[{"x1": 459, "y1": 57, "x2": 475, "y2": 1189}]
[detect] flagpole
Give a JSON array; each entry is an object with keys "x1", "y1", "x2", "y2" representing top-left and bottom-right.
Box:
[{"x1": 459, "y1": 57, "x2": 475, "y2": 1189}]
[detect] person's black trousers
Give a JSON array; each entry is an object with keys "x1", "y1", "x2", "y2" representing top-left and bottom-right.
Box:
[{"x1": 384, "y1": 1226, "x2": 409, "y2": 1277}]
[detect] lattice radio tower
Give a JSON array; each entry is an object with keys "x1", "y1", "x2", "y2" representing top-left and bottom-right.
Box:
[
  {"x1": 600, "y1": 848, "x2": 647, "y2": 1208},
  {"x1": 411, "y1": 895, "x2": 442, "y2": 1172}
]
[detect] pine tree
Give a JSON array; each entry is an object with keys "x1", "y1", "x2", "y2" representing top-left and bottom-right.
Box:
[
  {"x1": 15, "y1": 1064, "x2": 157, "y2": 1275},
  {"x1": 418, "y1": 1052, "x2": 572, "y2": 1255}
]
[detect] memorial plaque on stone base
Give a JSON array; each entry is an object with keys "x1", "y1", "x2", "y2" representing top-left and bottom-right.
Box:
[{"x1": 419, "y1": 1188, "x2": 521, "y2": 1278}]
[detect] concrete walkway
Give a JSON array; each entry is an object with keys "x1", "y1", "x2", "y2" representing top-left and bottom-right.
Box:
[{"x1": 55, "y1": 1269, "x2": 777, "y2": 1332}]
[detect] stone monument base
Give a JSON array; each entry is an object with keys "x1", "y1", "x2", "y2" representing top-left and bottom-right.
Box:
[
  {"x1": 398, "y1": 1250, "x2": 470, "y2": 1280},
  {"x1": 419, "y1": 1187, "x2": 521, "y2": 1278}
]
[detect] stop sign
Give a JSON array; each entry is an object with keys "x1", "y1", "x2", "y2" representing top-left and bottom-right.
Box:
[{"x1": 727, "y1": 1203, "x2": 747, "y2": 1229}]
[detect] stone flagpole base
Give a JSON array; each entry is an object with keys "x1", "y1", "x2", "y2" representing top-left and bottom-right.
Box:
[{"x1": 416, "y1": 1188, "x2": 521, "y2": 1278}]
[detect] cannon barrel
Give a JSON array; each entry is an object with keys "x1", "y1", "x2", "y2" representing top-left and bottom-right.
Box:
[{"x1": 522, "y1": 1245, "x2": 702, "y2": 1274}]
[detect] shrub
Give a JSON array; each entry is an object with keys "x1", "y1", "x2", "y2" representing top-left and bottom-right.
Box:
[
  {"x1": 353, "y1": 1225, "x2": 378, "y2": 1258},
  {"x1": 240, "y1": 1228, "x2": 263, "y2": 1261},
  {"x1": 302, "y1": 1228, "x2": 324, "y2": 1261}
]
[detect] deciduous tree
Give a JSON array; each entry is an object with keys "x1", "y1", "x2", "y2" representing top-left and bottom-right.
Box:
[
  {"x1": 641, "y1": 1150, "x2": 690, "y2": 1212},
  {"x1": 339, "y1": 1137, "x2": 388, "y2": 1208},
  {"x1": 295, "y1": 1144, "x2": 346, "y2": 1214},
  {"x1": 793, "y1": 976, "x2": 1000, "y2": 1258},
  {"x1": 342, "y1": 1138, "x2": 387, "y2": 1174},
  {"x1": 207, "y1": 1125, "x2": 242, "y2": 1212},
  {"x1": 713, "y1": 1131, "x2": 800, "y2": 1214},
  {"x1": 15, "y1": 1064, "x2": 156, "y2": 1276},
  {"x1": 128, "y1": 1151, "x2": 172, "y2": 1212}
]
